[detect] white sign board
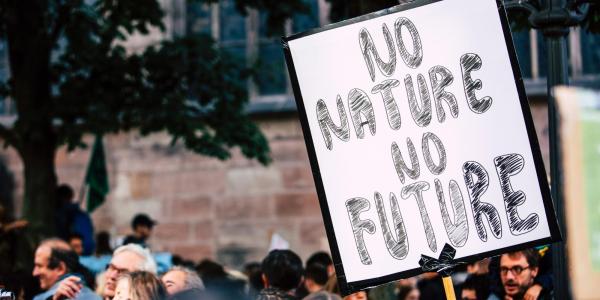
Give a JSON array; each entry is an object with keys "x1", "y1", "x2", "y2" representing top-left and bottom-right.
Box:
[{"x1": 283, "y1": 0, "x2": 561, "y2": 294}]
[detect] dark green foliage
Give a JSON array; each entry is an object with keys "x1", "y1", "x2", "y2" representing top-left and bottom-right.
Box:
[
  {"x1": 0, "y1": 0, "x2": 291, "y2": 164},
  {"x1": 0, "y1": 0, "x2": 309, "y2": 274}
]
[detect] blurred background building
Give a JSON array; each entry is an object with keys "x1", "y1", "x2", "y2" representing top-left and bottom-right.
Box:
[{"x1": 0, "y1": 0, "x2": 598, "y2": 268}]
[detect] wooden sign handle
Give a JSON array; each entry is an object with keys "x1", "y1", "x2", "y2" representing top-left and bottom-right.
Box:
[{"x1": 442, "y1": 276, "x2": 456, "y2": 300}]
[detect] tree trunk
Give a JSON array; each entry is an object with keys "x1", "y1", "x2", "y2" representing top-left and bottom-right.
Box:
[
  {"x1": 14, "y1": 135, "x2": 58, "y2": 271},
  {"x1": 5, "y1": 0, "x2": 58, "y2": 273}
]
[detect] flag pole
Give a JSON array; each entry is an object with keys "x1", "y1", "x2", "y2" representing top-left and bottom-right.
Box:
[{"x1": 77, "y1": 178, "x2": 87, "y2": 205}]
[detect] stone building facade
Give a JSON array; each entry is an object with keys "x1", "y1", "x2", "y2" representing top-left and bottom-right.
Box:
[
  {"x1": 2, "y1": 105, "x2": 551, "y2": 269},
  {"x1": 3, "y1": 115, "x2": 332, "y2": 267}
]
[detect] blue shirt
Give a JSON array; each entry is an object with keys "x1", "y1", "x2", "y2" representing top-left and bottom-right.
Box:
[{"x1": 33, "y1": 274, "x2": 101, "y2": 300}]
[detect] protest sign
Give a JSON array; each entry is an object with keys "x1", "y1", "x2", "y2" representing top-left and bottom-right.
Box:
[
  {"x1": 283, "y1": 0, "x2": 561, "y2": 294},
  {"x1": 556, "y1": 86, "x2": 600, "y2": 300}
]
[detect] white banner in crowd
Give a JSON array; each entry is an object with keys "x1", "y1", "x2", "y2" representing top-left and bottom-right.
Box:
[{"x1": 283, "y1": 0, "x2": 560, "y2": 294}]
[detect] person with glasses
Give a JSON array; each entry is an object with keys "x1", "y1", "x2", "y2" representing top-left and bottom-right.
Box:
[
  {"x1": 489, "y1": 249, "x2": 546, "y2": 300},
  {"x1": 102, "y1": 244, "x2": 158, "y2": 299},
  {"x1": 52, "y1": 243, "x2": 157, "y2": 300}
]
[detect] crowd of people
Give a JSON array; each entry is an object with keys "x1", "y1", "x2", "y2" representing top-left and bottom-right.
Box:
[
  {"x1": 21, "y1": 233, "x2": 553, "y2": 300},
  {"x1": 1, "y1": 185, "x2": 554, "y2": 300}
]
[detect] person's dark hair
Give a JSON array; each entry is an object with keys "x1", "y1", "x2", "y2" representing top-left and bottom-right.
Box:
[
  {"x1": 397, "y1": 285, "x2": 416, "y2": 300},
  {"x1": 67, "y1": 232, "x2": 83, "y2": 242},
  {"x1": 56, "y1": 184, "x2": 74, "y2": 205},
  {"x1": 196, "y1": 259, "x2": 227, "y2": 279},
  {"x1": 172, "y1": 255, "x2": 185, "y2": 266},
  {"x1": 47, "y1": 248, "x2": 79, "y2": 271},
  {"x1": 95, "y1": 231, "x2": 112, "y2": 256},
  {"x1": 47, "y1": 248, "x2": 96, "y2": 289},
  {"x1": 461, "y1": 274, "x2": 490, "y2": 300},
  {"x1": 522, "y1": 248, "x2": 540, "y2": 268},
  {"x1": 505, "y1": 249, "x2": 540, "y2": 268},
  {"x1": 244, "y1": 262, "x2": 263, "y2": 293},
  {"x1": 305, "y1": 263, "x2": 329, "y2": 286},
  {"x1": 261, "y1": 249, "x2": 303, "y2": 291},
  {"x1": 131, "y1": 213, "x2": 156, "y2": 230},
  {"x1": 306, "y1": 251, "x2": 332, "y2": 268}
]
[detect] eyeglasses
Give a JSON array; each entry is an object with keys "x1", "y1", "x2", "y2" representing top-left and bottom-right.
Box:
[
  {"x1": 106, "y1": 263, "x2": 129, "y2": 276},
  {"x1": 500, "y1": 265, "x2": 530, "y2": 276}
]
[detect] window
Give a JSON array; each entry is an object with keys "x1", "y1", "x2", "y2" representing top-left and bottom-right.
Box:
[
  {"x1": 186, "y1": 0, "x2": 323, "y2": 105},
  {"x1": 510, "y1": 26, "x2": 600, "y2": 82},
  {"x1": 219, "y1": 0, "x2": 247, "y2": 62},
  {"x1": 510, "y1": 29, "x2": 548, "y2": 80},
  {"x1": 253, "y1": 0, "x2": 320, "y2": 98},
  {"x1": 512, "y1": 29, "x2": 532, "y2": 78},
  {"x1": 581, "y1": 29, "x2": 600, "y2": 75},
  {"x1": 535, "y1": 31, "x2": 548, "y2": 78},
  {"x1": 186, "y1": 1, "x2": 212, "y2": 36},
  {"x1": 254, "y1": 12, "x2": 288, "y2": 96}
]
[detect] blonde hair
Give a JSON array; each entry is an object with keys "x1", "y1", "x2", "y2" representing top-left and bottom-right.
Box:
[{"x1": 118, "y1": 271, "x2": 167, "y2": 300}]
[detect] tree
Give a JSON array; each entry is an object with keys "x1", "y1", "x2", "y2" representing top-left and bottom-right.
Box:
[{"x1": 0, "y1": 0, "x2": 309, "y2": 273}]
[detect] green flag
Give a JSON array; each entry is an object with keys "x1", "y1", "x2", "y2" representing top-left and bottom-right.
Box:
[{"x1": 85, "y1": 135, "x2": 109, "y2": 212}]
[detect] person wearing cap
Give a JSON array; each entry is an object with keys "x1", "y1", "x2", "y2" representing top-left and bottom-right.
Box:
[{"x1": 122, "y1": 213, "x2": 156, "y2": 248}]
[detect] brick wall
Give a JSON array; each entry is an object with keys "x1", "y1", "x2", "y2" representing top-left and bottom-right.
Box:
[{"x1": 19, "y1": 114, "x2": 329, "y2": 268}]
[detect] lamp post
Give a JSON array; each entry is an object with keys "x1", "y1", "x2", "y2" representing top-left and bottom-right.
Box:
[{"x1": 503, "y1": 0, "x2": 590, "y2": 299}]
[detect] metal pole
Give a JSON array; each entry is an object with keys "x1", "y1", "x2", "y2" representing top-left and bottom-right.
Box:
[
  {"x1": 538, "y1": 0, "x2": 571, "y2": 298},
  {"x1": 545, "y1": 31, "x2": 571, "y2": 300},
  {"x1": 504, "y1": 0, "x2": 590, "y2": 298}
]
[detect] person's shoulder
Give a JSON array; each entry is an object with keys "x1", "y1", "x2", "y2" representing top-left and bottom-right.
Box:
[
  {"x1": 122, "y1": 235, "x2": 146, "y2": 246},
  {"x1": 303, "y1": 291, "x2": 342, "y2": 300},
  {"x1": 34, "y1": 285, "x2": 56, "y2": 300},
  {"x1": 257, "y1": 288, "x2": 291, "y2": 300},
  {"x1": 169, "y1": 288, "x2": 207, "y2": 300},
  {"x1": 486, "y1": 293, "x2": 502, "y2": 300},
  {"x1": 74, "y1": 286, "x2": 101, "y2": 300},
  {"x1": 122, "y1": 235, "x2": 136, "y2": 244}
]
